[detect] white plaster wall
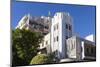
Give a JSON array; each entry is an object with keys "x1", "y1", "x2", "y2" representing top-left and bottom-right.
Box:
[
  {"x1": 39, "y1": 33, "x2": 50, "y2": 49},
  {"x1": 51, "y1": 12, "x2": 73, "y2": 59},
  {"x1": 51, "y1": 13, "x2": 62, "y2": 58},
  {"x1": 66, "y1": 36, "x2": 77, "y2": 59}
]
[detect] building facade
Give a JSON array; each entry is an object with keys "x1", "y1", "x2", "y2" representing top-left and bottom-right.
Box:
[
  {"x1": 16, "y1": 14, "x2": 51, "y2": 35},
  {"x1": 66, "y1": 36, "x2": 96, "y2": 61},
  {"x1": 16, "y1": 12, "x2": 96, "y2": 62},
  {"x1": 50, "y1": 12, "x2": 73, "y2": 59}
]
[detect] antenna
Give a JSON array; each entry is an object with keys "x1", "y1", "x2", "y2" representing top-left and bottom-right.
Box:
[
  {"x1": 48, "y1": 11, "x2": 51, "y2": 17},
  {"x1": 28, "y1": 13, "x2": 30, "y2": 18}
]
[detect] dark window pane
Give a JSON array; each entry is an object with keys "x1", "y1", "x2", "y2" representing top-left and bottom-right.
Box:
[
  {"x1": 54, "y1": 26, "x2": 56, "y2": 31},
  {"x1": 69, "y1": 25, "x2": 72, "y2": 31},
  {"x1": 57, "y1": 24, "x2": 58, "y2": 29},
  {"x1": 57, "y1": 36, "x2": 58, "y2": 41},
  {"x1": 66, "y1": 24, "x2": 68, "y2": 29},
  {"x1": 46, "y1": 41, "x2": 48, "y2": 45},
  {"x1": 66, "y1": 36, "x2": 68, "y2": 39}
]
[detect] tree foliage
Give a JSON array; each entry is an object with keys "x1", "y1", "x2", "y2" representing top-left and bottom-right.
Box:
[
  {"x1": 30, "y1": 53, "x2": 55, "y2": 65},
  {"x1": 30, "y1": 54, "x2": 48, "y2": 64},
  {"x1": 12, "y1": 29, "x2": 43, "y2": 66}
]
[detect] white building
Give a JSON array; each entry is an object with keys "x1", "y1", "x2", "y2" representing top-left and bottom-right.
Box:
[
  {"x1": 16, "y1": 14, "x2": 51, "y2": 35},
  {"x1": 16, "y1": 12, "x2": 96, "y2": 62},
  {"x1": 66, "y1": 36, "x2": 96, "y2": 61},
  {"x1": 50, "y1": 12, "x2": 73, "y2": 59},
  {"x1": 39, "y1": 33, "x2": 51, "y2": 54},
  {"x1": 16, "y1": 14, "x2": 30, "y2": 29},
  {"x1": 37, "y1": 12, "x2": 73, "y2": 60},
  {"x1": 41, "y1": 12, "x2": 95, "y2": 61}
]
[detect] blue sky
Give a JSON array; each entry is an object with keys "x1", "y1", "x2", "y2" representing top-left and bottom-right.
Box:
[{"x1": 11, "y1": 1, "x2": 96, "y2": 38}]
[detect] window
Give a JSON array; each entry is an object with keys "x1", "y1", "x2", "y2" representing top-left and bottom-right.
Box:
[
  {"x1": 54, "y1": 36, "x2": 58, "y2": 42},
  {"x1": 66, "y1": 24, "x2": 68, "y2": 29},
  {"x1": 42, "y1": 44, "x2": 44, "y2": 47},
  {"x1": 69, "y1": 25, "x2": 72, "y2": 31},
  {"x1": 54, "y1": 24, "x2": 58, "y2": 31},
  {"x1": 54, "y1": 26, "x2": 56, "y2": 31},
  {"x1": 45, "y1": 26, "x2": 48, "y2": 29},
  {"x1": 91, "y1": 48, "x2": 94, "y2": 54},
  {"x1": 46, "y1": 41, "x2": 48, "y2": 45},
  {"x1": 57, "y1": 24, "x2": 58, "y2": 29},
  {"x1": 86, "y1": 47, "x2": 89, "y2": 53},
  {"x1": 66, "y1": 36, "x2": 68, "y2": 39},
  {"x1": 55, "y1": 50, "x2": 58, "y2": 57},
  {"x1": 57, "y1": 36, "x2": 58, "y2": 41},
  {"x1": 81, "y1": 46, "x2": 82, "y2": 52}
]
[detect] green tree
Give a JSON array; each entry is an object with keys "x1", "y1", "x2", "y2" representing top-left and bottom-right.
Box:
[
  {"x1": 12, "y1": 29, "x2": 43, "y2": 66},
  {"x1": 30, "y1": 54, "x2": 55, "y2": 65}
]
